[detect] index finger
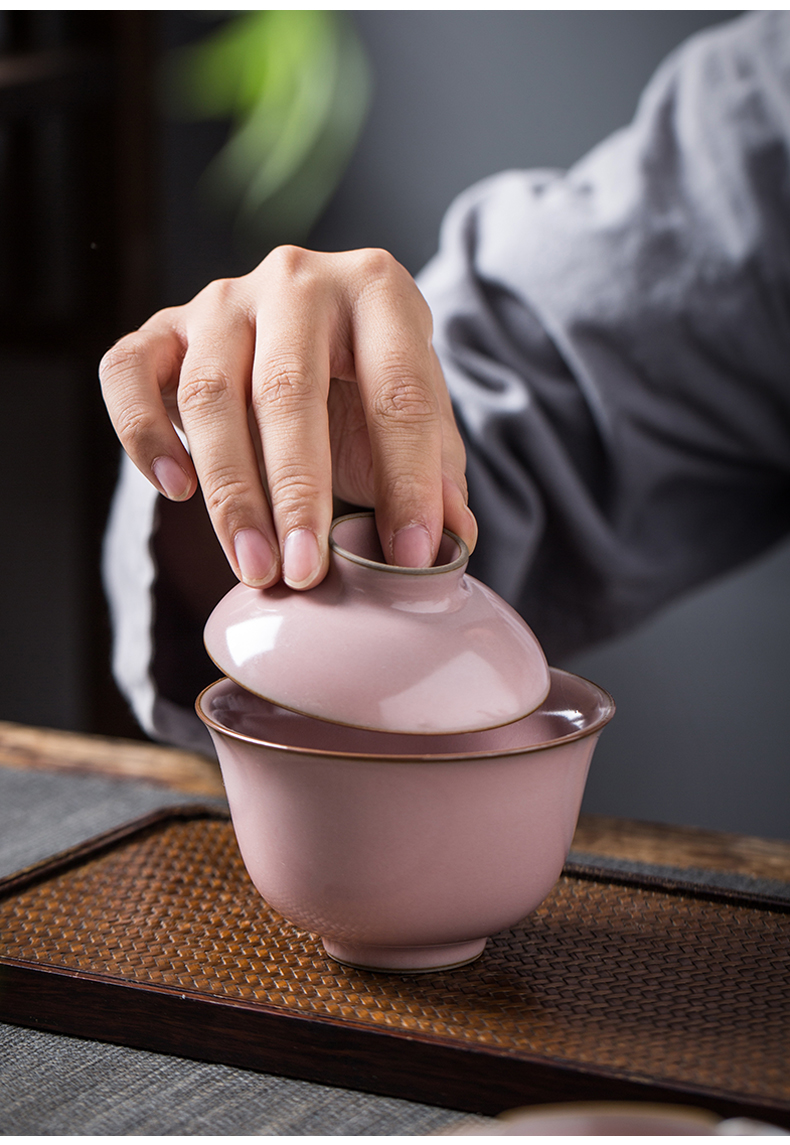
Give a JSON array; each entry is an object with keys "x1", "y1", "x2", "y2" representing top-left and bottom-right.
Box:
[{"x1": 99, "y1": 319, "x2": 197, "y2": 503}]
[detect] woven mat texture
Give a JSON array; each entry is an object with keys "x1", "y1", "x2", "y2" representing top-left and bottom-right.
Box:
[{"x1": 3, "y1": 813, "x2": 789, "y2": 1108}]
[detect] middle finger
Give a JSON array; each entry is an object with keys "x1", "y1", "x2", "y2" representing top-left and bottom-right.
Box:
[{"x1": 176, "y1": 289, "x2": 280, "y2": 588}]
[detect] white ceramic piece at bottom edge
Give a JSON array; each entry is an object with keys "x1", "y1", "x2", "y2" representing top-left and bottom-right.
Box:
[{"x1": 321, "y1": 936, "x2": 488, "y2": 974}]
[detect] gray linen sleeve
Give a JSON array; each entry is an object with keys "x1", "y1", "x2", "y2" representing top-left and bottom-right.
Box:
[{"x1": 418, "y1": 12, "x2": 790, "y2": 661}]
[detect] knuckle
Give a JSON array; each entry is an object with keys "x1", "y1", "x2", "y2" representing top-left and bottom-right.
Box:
[
  {"x1": 353, "y1": 249, "x2": 410, "y2": 303},
  {"x1": 351, "y1": 248, "x2": 433, "y2": 336},
  {"x1": 177, "y1": 367, "x2": 235, "y2": 412},
  {"x1": 256, "y1": 357, "x2": 315, "y2": 409},
  {"x1": 144, "y1": 303, "x2": 183, "y2": 330},
  {"x1": 370, "y1": 374, "x2": 440, "y2": 427},
  {"x1": 353, "y1": 246, "x2": 399, "y2": 281},
  {"x1": 113, "y1": 403, "x2": 160, "y2": 448},
  {"x1": 194, "y1": 276, "x2": 243, "y2": 311},
  {"x1": 99, "y1": 337, "x2": 147, "y2": 386},
  {"x1": 266, "y1": 466, "x2": 322, "y2": 510},
  {"x1": 262, "y1": 244, "x2": 312, "y2": 281},
  {"x1": 201, "y1": 473, "x2": 255, "y2": 521}
]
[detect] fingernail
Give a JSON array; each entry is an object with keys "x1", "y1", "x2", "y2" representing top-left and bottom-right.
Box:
[
  {"x1": 283, "y1": 528, "x2": 322, "y2": 589},
  {"x1": 392, "y1": 524, "x2": 434, "y2": 568},
  {"x1": 461, "y1": 503, "x2": 478, "y2": 547},
  {"x1": 152, "y1": 456, "x2": 191, "y2": 501},
  {"x1": 234, "y1": 528, "x2": 277, "y2": 587}
]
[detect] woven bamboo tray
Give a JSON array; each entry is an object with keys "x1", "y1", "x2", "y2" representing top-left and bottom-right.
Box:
[{"x1": 1, "y1": 806, "x2": 788, "y2": 1124}]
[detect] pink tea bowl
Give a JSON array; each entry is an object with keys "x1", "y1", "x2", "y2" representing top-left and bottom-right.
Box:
[{"x1": 196, "y1": 668, "x2": 614, "y2": 972}]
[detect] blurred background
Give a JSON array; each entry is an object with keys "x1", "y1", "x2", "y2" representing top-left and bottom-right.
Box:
[{"x1": 2, "y1": 10, "x2": 788, "y2": 841}]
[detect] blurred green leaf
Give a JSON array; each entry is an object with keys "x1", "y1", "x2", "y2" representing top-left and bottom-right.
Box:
[{"x1": 168, "y1": 11, "x2": 371, "y2": 243}]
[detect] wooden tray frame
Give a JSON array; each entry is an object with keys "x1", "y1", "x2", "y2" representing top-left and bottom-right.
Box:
[{"x1": 1, "y1": 806, "x2": 788, "y2": 1125}]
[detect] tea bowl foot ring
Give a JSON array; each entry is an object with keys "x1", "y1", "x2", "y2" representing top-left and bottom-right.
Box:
[{"x1": 321, "y1": 936, "x2": 487, "y2": 974}]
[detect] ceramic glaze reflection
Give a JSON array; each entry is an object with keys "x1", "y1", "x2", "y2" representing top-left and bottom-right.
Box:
[
  {"x1": 204, "y1": 668, "x2": 610, "y2": 758},
  {"x1": 197, "y1": 668, "x2": 614, "y2": 973},
  {"x1": 451, "y1": 1102, "x2": 724, "y2": 1136},
  {"x1": 204, "y1": 512, "x2": 551, "y2": 735}
]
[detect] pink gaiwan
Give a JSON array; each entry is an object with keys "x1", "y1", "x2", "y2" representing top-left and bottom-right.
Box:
[
  {"x1": 197, "y1": 668, "x2": 614, "y2": 972},
  {"x1": 198, "y1": 515, "x2": 614, "y2": 973},
  {"x1": 204, "y1": 512, "x2": 550, "y2": 735}
]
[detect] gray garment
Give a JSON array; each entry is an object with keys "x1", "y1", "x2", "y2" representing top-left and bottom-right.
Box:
[{"x1": 418, "y1": 11, "x2": 790, "y2": 660}]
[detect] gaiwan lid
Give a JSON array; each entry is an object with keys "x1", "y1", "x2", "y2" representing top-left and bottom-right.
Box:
[{"x1": 204, "y1": 512, "x2": 550, "y2": 736}]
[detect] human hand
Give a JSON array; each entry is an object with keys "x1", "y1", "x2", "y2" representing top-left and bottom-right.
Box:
[{"x1": 100, "y1": 246, "x2": 477, "y2": 590}]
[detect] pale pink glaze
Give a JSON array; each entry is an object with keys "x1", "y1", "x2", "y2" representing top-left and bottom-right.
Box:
[
  {"x1": 452, "y1": 1102, "x2": 719, "y2": 1136},
  {"x1": 197, "y1": 668, "x2": 614, "y2": 972},
  {"x1": 203, "y1": 512, "x2": 550, "y2": 735}
]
